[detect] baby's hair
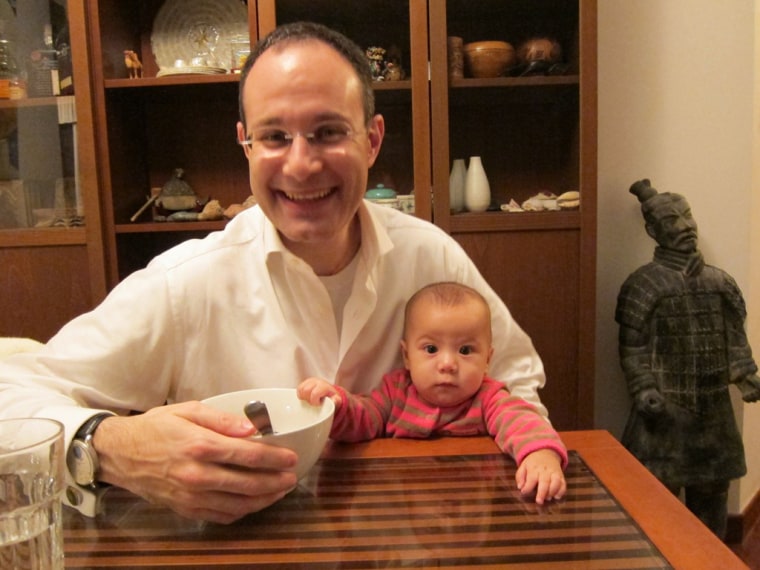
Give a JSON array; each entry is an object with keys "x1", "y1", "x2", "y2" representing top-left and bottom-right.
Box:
[{"x1": 403, "y1": 282, "x2": 491, "y2": 339}]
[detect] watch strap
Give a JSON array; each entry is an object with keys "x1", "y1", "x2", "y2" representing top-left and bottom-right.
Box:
[{"x1": 74, "y1": 412, "x2": 112, "y2": 441}]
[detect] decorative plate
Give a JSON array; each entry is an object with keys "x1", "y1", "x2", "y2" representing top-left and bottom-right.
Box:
[{"x1": 151, "y1": 0, "x2": 249, "y2": 72}]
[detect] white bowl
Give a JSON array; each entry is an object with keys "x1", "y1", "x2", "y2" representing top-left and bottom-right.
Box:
[{"x1": 202, "y1": 388, "x2": 335, "y2": 480}]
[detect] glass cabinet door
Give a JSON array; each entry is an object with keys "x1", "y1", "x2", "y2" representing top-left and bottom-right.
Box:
[
  {"x1": 0, "y1": 0, "x2": 80, "y2": 231},
  {"x1": 0, "y1": 0, "x2": 102, "y2": 342}
]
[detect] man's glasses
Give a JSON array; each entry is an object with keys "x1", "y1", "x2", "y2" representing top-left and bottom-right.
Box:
[{"x1": 239, "y1": 122, "x2": 360, "y2": 158}]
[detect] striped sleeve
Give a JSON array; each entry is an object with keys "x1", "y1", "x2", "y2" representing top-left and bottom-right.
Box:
[
  {"x1": 328, "y1": 379, "x2": 394, "y2": 442},
  {"x1": 480, "y1": 378, "x2": 568, "y2": 469}
]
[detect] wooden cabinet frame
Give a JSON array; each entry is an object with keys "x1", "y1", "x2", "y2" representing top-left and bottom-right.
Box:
[{"x1": 3, "y1": 0, "x2": 595, "y2": 427}]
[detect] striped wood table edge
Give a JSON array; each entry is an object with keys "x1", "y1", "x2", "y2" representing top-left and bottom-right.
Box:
[{"x1": 64, "y1": 451, "x2": 671, "y2": 569}]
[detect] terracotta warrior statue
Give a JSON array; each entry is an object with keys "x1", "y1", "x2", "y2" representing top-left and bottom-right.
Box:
[{"x1": 615, "y1": 178, "x2": 760, "y2": 539}]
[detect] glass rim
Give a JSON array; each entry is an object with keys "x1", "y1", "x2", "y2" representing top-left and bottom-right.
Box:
[{"x1": 0, "y1": 417, "x2": 64, "y2": 454}]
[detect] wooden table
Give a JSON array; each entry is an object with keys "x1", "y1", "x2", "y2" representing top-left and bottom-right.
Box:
[{"x1": 62, "y1": 430, "x2": 748, "y2": 569}]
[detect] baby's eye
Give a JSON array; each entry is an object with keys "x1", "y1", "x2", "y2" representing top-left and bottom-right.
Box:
[
  {"x1": 424, "y1": 345, "x2": 438, "y2": 354},
  {"x1": 459, "y1": 346, "x2": 473, "y2": 355}
]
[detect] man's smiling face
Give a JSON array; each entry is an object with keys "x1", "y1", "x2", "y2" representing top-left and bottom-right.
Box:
[{"x1": 237, "y1": 40, "x2": 384, "y2": 253}]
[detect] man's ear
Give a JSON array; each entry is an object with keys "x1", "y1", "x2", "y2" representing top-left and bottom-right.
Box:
[
  {"x1": 645, "y1": 223, "x2": 656, "y2": 240},
  {"x1": 366, "y1": 114, "x2": 385, "y2": 168},
  {"x1": 236, "y1": 121, "x2": 251, "y2": 158}
]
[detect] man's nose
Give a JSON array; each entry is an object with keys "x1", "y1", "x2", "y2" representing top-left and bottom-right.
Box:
[{"x1": 282, "y1": 136, "x2": 323, "y2": 179}]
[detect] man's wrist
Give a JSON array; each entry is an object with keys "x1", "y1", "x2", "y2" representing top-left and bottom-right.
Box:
[{"x1": 65, "y1": 413, "x2": 113, "y2": 516}]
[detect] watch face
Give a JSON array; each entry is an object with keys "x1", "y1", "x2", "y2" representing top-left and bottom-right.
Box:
[{"x1": 67, "y1": 439, "x2": 97, "y2": 486}]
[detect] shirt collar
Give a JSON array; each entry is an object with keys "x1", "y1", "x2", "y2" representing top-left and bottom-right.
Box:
[{"x1": 356, "y1": 200, "x2": 395, "y2": 262}]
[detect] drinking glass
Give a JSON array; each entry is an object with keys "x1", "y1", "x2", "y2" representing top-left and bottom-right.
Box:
[{"x1": 0, "y1": 418, "x2": 65, "y2": 570}]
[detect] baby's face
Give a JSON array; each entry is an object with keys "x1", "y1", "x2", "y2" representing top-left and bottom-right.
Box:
[{"x1": 401, "y1": 297, "x2": 493, "y2": 408}]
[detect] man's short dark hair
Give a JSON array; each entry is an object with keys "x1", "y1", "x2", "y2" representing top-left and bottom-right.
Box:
[{"x1": 238, "y1": 21, "x2": 375, "y2": 129}]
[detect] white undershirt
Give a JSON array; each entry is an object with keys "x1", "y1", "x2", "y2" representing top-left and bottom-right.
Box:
[{"x1": 318, "y1": 252, "x2": 360, "y2": 338}]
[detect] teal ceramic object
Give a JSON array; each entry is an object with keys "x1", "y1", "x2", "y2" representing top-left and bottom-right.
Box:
[{"x1": 365, "y1": 184, "x2": 397, "y2": 200}]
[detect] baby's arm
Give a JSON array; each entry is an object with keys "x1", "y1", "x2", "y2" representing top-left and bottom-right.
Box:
[
  {"x1": 298, "y1": 374, "x2": 396, "y2": 442},
  {"x1": 515, "y1": 448, "x2": 566, "y2": 505},
  {"x1": 297, "y1": 377, "x2": 343, "y2": 407}
]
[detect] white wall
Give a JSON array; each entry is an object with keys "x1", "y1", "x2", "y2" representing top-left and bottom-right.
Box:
[
  {"x1": 596, "y1": 0, "x2": 760, "y2": 514},
  {"x1": 746, "y1": 0, "x2": 760, "y2": 514}
]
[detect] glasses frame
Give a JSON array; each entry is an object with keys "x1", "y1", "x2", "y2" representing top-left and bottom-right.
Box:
[{"x1": 238, "y1": 123, "x2": 364, "y2": 159}]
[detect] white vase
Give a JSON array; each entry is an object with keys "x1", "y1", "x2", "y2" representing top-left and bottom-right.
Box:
[
  {"x1": 448, "y1": 159, "x2": 466, "y2": 213},
  {"x1": 464, "y1": 156, "x2": 491, "y2": 212}
]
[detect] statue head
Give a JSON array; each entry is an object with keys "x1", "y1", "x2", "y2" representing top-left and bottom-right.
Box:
[{"x1": 630, "y1": 179, "x2": 699, "y2": 253}]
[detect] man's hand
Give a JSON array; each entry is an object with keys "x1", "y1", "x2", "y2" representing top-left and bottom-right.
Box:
[
  {"x1": 297, "y1": 377, "x2": 343, "y2": 407},
  {"x1": 92, "y1": 401, "x2": 298, "y2": 523},
  {"x1": 515, "y1": 448, "x2": 566, "y2": 505}
]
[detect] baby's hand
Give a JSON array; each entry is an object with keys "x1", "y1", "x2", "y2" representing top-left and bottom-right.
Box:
[
  {"x1": 515, "y1": 449, "x2": 566, "y2": 505},
  {"x1": 296, "y1": 377, "x2": 343, "y2": 407}
]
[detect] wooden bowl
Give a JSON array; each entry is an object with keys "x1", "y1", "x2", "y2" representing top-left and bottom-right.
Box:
[{"x1": 463, "y1": 41, "x2": 515, "y2": 78}]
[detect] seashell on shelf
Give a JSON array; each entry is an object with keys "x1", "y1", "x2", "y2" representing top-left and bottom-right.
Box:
[
  {"x1": 557, "y1": 190, "x2": 580, "y2": 209},
  {"x1": 522, "y1": 191, "x2": 559, "y2": 212},
  {"x1": 198, "y1": 199, "x2": 224, "y2": 221},
  {"x1": 501, "y1": 191, "x2": 573, "y2": 213},
  {"x1": 223, "y1": 194, "x2": 257, "y2": 219},
  {"x1": 500, "y1": 199, "x2": 523, "y2": 213}
]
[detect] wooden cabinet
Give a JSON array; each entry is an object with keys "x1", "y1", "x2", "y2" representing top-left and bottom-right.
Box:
[
  {"x1": 85, "y1": 0, "x2": 253, "y2": 284},
  {"x1": 15, "y1": 0, "x2": 594, "y2": 428},
  {"x1": 84, "y1": 0, "x2": 433, "y2": 283},
  {"x1": 428, "y1": 0, "x2": 597, "y2": 429},
  {"x1": 0, "y1": 0, "x2": 106, "y2": 341}
]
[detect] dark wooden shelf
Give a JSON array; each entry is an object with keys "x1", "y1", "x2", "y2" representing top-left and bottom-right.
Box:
[
  {"x1": 450, "y1": 75, "x2": 579, "y2": 89},
  {"x1": 448, "y1": 210, "x2": 580, "y2": 233},
  {"x1": 105, "y1": 76, "x2": 413, "y2": 91},
  {"x1": 115, "y1": 221, "x2": 227, "y2": 234},
  {"x1": 105, "y1": 74, "x2": 240, "y2": 89},
  {"x1": 371, "y1": 79, "x2": 412, "y2": 91}
]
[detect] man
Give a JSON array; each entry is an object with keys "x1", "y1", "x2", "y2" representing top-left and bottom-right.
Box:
[
  {"x1": 0, "y1": 23, "x2": 547, "y2": 523},
  {"x1": 616, "y1": 178, "x2": 760, "y2": 538}
]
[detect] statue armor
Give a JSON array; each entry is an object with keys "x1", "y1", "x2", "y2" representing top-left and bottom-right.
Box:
[
  {"x1": 615, "y1": 179, "x2": 760, "y2": 538},
  {"x1": 617, "y1": 258, "x2": 750, "y2": 487}
]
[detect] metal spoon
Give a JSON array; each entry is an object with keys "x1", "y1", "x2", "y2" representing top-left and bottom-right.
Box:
[{"x1": 243, "y1": 400, "x2": 274, "y2": 435}]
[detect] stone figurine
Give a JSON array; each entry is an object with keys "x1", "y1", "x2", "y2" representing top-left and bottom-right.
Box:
[
  {"x1": 615, "y1": 178, "x2": 760, "y2": 539},
  {"x1": 154, "y1": 168, "x2": 207, "y2": 221}
]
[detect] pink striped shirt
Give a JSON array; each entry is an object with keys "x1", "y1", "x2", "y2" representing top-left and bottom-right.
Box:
[{"x1": 331, "y1": 369, "x2": 568, "y2": 468}]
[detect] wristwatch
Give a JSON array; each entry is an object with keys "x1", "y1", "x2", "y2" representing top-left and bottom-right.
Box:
[{"x1": 67, "y1": 413, "x2": 112, "y2": 488}]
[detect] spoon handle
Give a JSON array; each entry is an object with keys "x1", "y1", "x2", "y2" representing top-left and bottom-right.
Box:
[{"x1": 243, "y1": 400, "x2": 274, "y2": 435}]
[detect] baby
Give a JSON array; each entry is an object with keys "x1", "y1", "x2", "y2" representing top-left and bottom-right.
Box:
[{"x1": 298, "y1": 281, "x2": 567, "y2": 504}]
